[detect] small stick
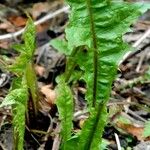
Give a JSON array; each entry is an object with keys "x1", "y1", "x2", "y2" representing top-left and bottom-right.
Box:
[
  {"x1": 136, "y1": 48, "x2": 149, "y2": 72},
  {"x1": 52, "y1": 123, "x2": 61, "y2": 150},
  {"x1": 0, "y1": 6, "x2": 69, "y2": 40},
  {"x1": 0, "y1": 141, "x2": 7, "y2": 150},
  {"x1": 38, "y1": 114, "x2": 53, "y2": 150},
  {"x1": 114, "y1": 133, "x2": 122, "y2": 150},
  {"x1": 133, "y1": 28, "x2": 150, "y2": 48},
  {"x1": 127, "y1": 109, "x2": 146, "y2": 122},
  {"x1": 120, "y1": 28, "x2": 150, "y2": 65}
]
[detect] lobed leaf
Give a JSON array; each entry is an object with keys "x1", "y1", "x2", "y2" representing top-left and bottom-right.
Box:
[
  {"x1": 50, "y1": 39, "x2": 70, "y2": 55},
  {"x1": 25, "y1": 62, "x2": 39, "y2": 115},
  {"x1": 0, "y1": 86, "x2": 28, "y2": 150},
  {"x1": 13, "y1": 104, "x2": 26, "y2": 150},
  {"x1": 66, "y1": 1, "x2": 150, "y2": 104},
  {"x1": 23, "y1": 17, "x2": 36, "y2": 57},
  {"x1": 78, "y1": 104, "x2": 107, "y2": 150},
  {"x1": 56, "y1": 76, "x2": 74, "y2": 149},
  {"x1": 65, "y1": 0, "x2": 150, "y2": 149},
  {"x1": 0, "y1": 88, "x2": 28, "y2": 107},
  {"x1": 10, "y1": 17, "x2": 36, "y2": 74},
  {"x1": 11, "y1": 44, "x2": 26, "y2": 53},
  {"x1": 1, "y1": 17, "x2": 36, "y2": 150}
]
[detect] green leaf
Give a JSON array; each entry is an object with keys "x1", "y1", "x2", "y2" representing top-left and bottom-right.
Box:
[
  {"x1": 65, "y1": 135, "x2": 109, "y2": 150},
  {"x1": 11, "y1": 44, "x2": 26, "y2": 53},
  {"x1": 56, "y1": 76, "x2": 74, "y2": 149},
  {"x1": 65, "y1": 1, "x2": 150, "y2": 105},
  {"x1": 10, "y1": 77, "x2": 22, "y2": 90},
  {"x1": 25, "y1": 62, "x2": 39, "y2": 115},
  {"x1": 66, "y1": 2, "x2": 149, "y2": 63},
  {"x1": 0, "y1": 88, "x2": 28, "y2": 107},
  {"x1": 65, "y1": 1, "x2": 150, "y2": 149},
  {"x1": 13, "y1": 104, "x2": 26, "y2": 150},
  {"x1": 64, "y1": 135, "x2": 79, "y2": 150},
  {"x1": 9, "y1": 54, "x2": 28, "y2": 73},
  {"x1": 143, "y1": 121, "x2": 150, "y2": 138},
  {"x1": 78, "y1": 103, "x2": 107, "y2": 150},
  {"x1": 50, "y1": 39, "x2": 70, "y2": 55},
  {"x1": 99, "y1": 139, "x2": 109, "y2": 150},
  {"x1": 9, "y1": 17, "x2": 36, "y2": 74},
  {"x1": 0, "y1": 87, "x2": 28, "y2": 150},
  {"x1": 23, "y1": 17, "x2": 36, "y2": 57},
  {"x1": 1, "y1": 17, "x2": 37, "y2": 150}
]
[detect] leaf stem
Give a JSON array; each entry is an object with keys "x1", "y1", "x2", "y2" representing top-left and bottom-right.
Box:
[
  {"x1": 25, "y1": 62, "x2": 39, "y2": 117},
  {"x1": 83, "y1": 103, "x2": 106, "y2": 150},
  {"x1": 87, "y1": 0, "x2": 98, "y2": 107},
  {"x1": 65, "y1": 46, "x2": 83, "y2": 82}
]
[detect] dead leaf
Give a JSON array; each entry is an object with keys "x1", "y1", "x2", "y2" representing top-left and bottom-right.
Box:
[
  {"x1": 0, "y1": 22, "x2": 15, "y2": 33},
  {"x1": 40, "y1": 85, "x2": 56, "y2": 106},
  {"x1": 36, "y1": 22, "x2": 50, "y2": 33},
  {"x1": 35, "y1": 65, "x2": 46, "y2": 77},
  {"x1": 0, "y1": 41, "x2": 11, "y2": 49},
  {"x1": 8, "y1": 16, "x2": 27, "y2": 27},
  {"x1": 32, "y1": 2, "x2": 51, "y2": 19},
  {"x1": 116, "y1": 122, "x2": 144, "y2": 141},
  {"x1": 0, "y1": 22, "x2": 12, "y2": 29}
]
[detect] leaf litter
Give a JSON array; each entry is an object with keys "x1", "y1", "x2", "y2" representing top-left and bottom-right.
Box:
[{"x1": 0, "y1": 0, "x2": 150, "y2": 149}]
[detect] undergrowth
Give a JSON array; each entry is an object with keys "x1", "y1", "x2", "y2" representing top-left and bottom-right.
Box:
[
  {"x1": 0, "y1": 18, "x2": 39, "y2": 150},
  {"x1": 0, "y1": 0, "x2": 150, "y2": 150}
]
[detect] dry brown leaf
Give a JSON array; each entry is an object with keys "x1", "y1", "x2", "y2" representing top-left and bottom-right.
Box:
[
  {"x1": 36, "y1": 22, "x2": 50, "y2": 33},
  {"x1": 32, "y1": 2, "x2": 51, "y2": 19},
  {"x1": 116, "y1": 122, "x2": 144, "y2": 141},
  {"x1": 0, "y1": 41, "x2": 11, "y2": 49},
  {"x1": 0, "y1": 22, "x2": 15, "y2": 33},
  {"x1": 8, "y1": 16, "x2": 27, "y2": 27},
  {"x1": 40, "y1": 85, "x2": 56, "y2": 106},
  {"x1": 78, "y1": 87, "x2": 87, "y2": 94},
  {"x1": 0, "y1": 22, "x2": 12, "y2": 29},
  {"x1": 35, "y1": 65, "x2": 46, "y2": 77}
]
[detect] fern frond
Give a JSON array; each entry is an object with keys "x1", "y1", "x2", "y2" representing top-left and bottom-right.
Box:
[
  {"x1": 56, "y1": 76, "x2": 74, "y2": 149},
  {"x1": 65, "y1": 0, "x2": 150, "y2": 149},
  {"x1": 0, "y1": 86, "x2": 28, "y2": 150}
]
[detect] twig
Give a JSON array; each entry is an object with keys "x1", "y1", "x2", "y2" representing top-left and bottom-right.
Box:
[
  {"x1": 38, "y1": 114, "x2": 53, "y2": 150},
  {"x1": 73, "y1": 110, "x2": 89, "y2": 121},
  {"x1": 115, "y1": 75, "x2": 148, "y2": 91},
  {"x1": 136, "y1": 48, "x2": 149, "y2": 72},
  {"x1": 121, "y1": 112, "x2": 145, "y2": 126},
  {"x1": 52, "y1": 123, "x2": 61, "y2": 150},
  {"x1": 120, "y1": 28, "x2": 150, "y2": 65},
  {"x1": 114, "y1": 133, "x2": 122, "y2": 150},
  {"x1": 0, "y1": 141, "x2": 7, "y2": 150},
  {"x1": 133, "y1": 29, "x2": 150, "y2": 48},
  {"x1": 25, "y1": 126, "x2": 41, "y2": 146},
  {"x1": 107, "y1": 101, "x2": 135, "y2": 106},
  {"x1": 127, "y1": 109, "x2": 146, "y2": 122},
  {"x1": 0, "y1": 115, "x2": 7, "y2": 130},
  {"x1": 0, "y1": 6, "x2": 69, "y2": 41}
]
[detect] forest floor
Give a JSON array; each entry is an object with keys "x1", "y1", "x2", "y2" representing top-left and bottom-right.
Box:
[{"x1": 0, "y1": 0, "x2": 150, "y2": 150}]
